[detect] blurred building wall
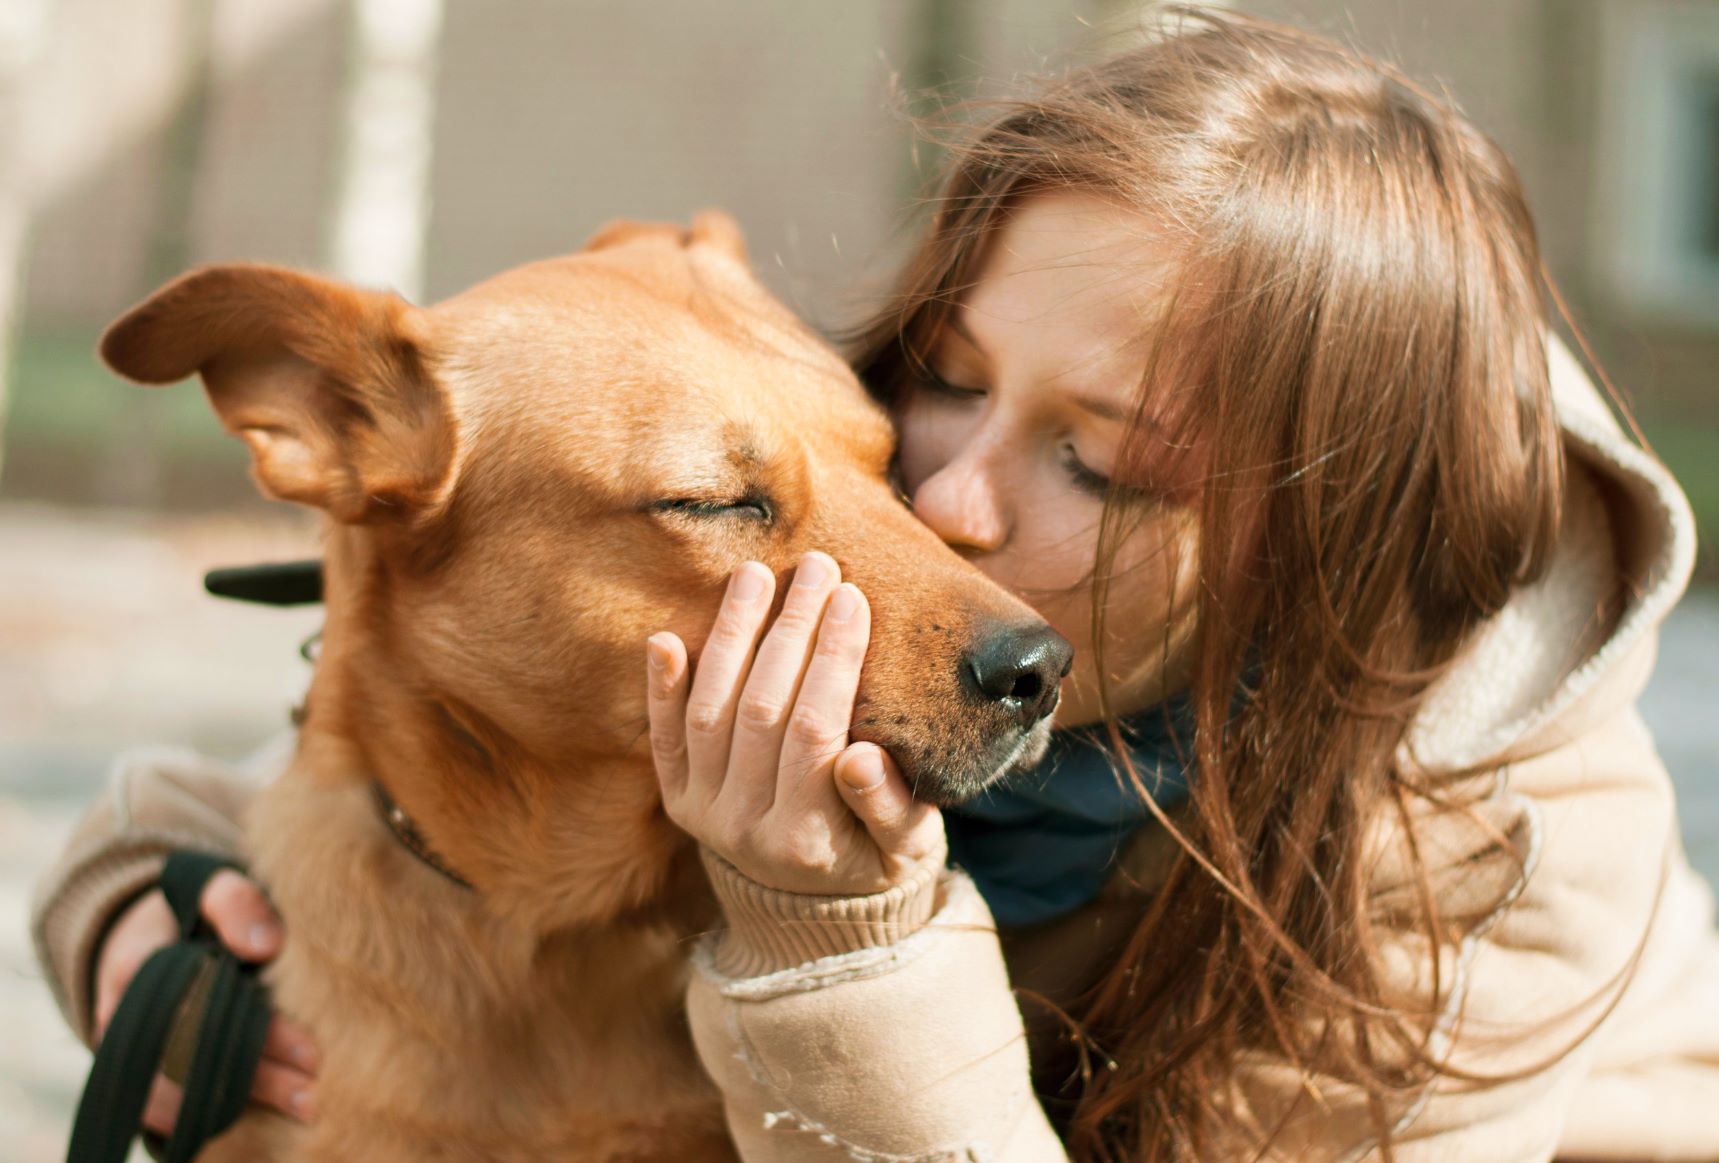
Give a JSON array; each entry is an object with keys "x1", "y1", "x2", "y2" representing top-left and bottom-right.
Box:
[
  {"x1": 18, "y1": 0, "x2": 1136, "y2": 331},
  {"x1": 5, "y1": 0, "x2": 1718, "y2": 530},
  {"x1": 1250, "y1": 0, "x2": 1719, "y2": 421}
]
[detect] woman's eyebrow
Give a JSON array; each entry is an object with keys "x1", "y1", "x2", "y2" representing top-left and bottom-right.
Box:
[
  {"x1": 949, "y1": 312, "x2": 1133, "y2": 423},
  {"x1": 1069, "y1": 391, "x2": 1128, "y2": 422}
]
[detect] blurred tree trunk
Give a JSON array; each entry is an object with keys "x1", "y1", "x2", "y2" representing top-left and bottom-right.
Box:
[
  {"x1": 331, "y1": 0, "x2": 442, "y2": 301},
  {"x1": 897, "y1": 0, "x2": 972, "y2": 199},
  {"x1": 0, "y1": 0, "x2": 54, "y2": 486},
  {"x1": 144, "y1": 0, "x2": 217, "y2": 288},
  {"x1": 99, "y1": 0, "x2": 218, "y2": 508}
]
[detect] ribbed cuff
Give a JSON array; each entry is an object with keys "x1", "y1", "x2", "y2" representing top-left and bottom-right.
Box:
[
  {"x1": 700, "y1": 846, "x2": 946, "y2": 978},
  {"x1": 33, "y1": 840, "x2": 179, "y2": 1046}
]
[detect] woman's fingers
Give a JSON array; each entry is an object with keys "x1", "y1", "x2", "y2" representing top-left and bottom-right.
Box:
[
  {"x1": 773, "y1": 583, "x2": 870, "y2": 817},
  {"x1": 834, "y1": 743, "x2": 943, "y2": 870},
  {"x1": 646, "y1": 556, "x2": 938, "y2": 897},
  {"x1": 94, "y1": 889, "x2": 176, "y2": 1035},
  {"x1": 133, "y1": 1011, "x2": 319, "y2": 1140},
  {"x1": 251, "y1": 1057, "x2": 317, "y2": 1122},
  {"x1": 91, "y1": 872, "x2": 318, "y2": 1141},
  {"x1": 127, "y1": 1012, "x2": 318, "y2": 1137},
  {"x1": 200, "y1": 869, "x2": 283, "y2": 961},
  {"x1": 678, "y1": 562, "x2": 777, "y2": 804},
  {"x1": 99, "y1": 872, "x2": 281, "y2": 1037},
  {"x1": 262, "y1": 1016, "x2": 321, "y2": 1075},
  {"x1": 141, "y1": 1075, "x2": 182, "y2": 1138},
  {"x1": 138, "y1": 1057, "x2": 317, "y2": 1138},
  {"x1": 645, "y1": 631, "x2": 692, "y2": 802},
  {"x1": 722, "y1": 552, "x2": 842, "y2": 818}
]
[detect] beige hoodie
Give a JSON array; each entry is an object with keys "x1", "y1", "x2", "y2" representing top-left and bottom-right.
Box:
[{"x1": 31, "y1": 340, "x2": 1718, "y2": 1161}]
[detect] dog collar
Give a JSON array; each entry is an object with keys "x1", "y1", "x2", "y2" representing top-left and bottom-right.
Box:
[
  {"x1": 371, "y1": 782, "x2": 473, "y2": 891},
  {"x1": 203, "y1": 569, "x2": 469, "y2": 889}
]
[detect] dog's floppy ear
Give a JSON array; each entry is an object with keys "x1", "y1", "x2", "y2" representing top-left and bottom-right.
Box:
[{"x1": 100, "y1": 264, "x2": 456, "y2": 524}]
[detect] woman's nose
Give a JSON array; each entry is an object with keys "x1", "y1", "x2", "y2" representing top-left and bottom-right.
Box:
[{"x1": 911, "y1": 447, "x2": 1009, "y2": 553}]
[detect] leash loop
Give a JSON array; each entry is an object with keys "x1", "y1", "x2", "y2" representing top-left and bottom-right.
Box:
[{"x1": 66, "y1": 851, "x2": 273, "y2": 1163}]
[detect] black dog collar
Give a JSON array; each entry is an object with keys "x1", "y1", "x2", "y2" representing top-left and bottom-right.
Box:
[
  {"x1": 204, "y1": 564, "x2": 467, "y2": 889},
  {"x1": 371, "y1": 782, "x2": 474, "y2": 891}
]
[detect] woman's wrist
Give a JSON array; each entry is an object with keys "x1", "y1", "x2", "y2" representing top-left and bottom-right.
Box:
[
  {"x1": 36, "y1": 842, "x2": 178, "y2": 1046},
  {"x1": 699, "y1": 841, "x2": 946, "y2": 977}
]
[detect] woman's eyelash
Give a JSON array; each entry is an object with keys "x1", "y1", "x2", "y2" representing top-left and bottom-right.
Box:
[
  {"x1": 1059, "y1": 444, "x2": 1114, "y2": 498},
  {"x1": 914, "y1": 367, "x2": 1142, "y2": 503},
  {"x1": 918, "y1": 368, "x2": 985, "y2": 399}
]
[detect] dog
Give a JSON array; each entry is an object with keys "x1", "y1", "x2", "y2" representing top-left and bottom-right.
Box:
[{"x1": 97, "y1": 212, "x2": 1072, "y2": 1160}]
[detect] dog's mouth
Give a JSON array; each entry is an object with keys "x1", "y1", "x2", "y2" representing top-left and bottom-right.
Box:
[
  {"x1": 840, "y1": 613, "x2": 1072, "y2": 806},
  {"x1": 852, "y1": 713, "x2": 1059, "y2": 809}
]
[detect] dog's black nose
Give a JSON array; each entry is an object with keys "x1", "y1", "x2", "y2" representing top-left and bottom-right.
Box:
[{"x1": 963, "y1": 622, "x2": 1073, "y2": 727}]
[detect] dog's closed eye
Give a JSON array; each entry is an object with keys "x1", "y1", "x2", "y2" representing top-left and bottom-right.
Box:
[{"x1": 650, "y1": 496, "x2": 774, "y2": 523}]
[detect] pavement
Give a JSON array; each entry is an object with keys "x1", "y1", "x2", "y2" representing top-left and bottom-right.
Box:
[{"x1": 1, "y1": 501, "x2": 1714, "y2": 1162}]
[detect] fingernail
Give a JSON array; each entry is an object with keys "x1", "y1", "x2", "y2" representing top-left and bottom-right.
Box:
[
  {"x1": 732, "y1": 563, "x2": 768, "y2": 601},
  {"x1": 289, "y1": 1087, "x2": 316, "y2": 1120},
  {"x1": 839, "y1": 747, "x2": 886, "y2": 791},
  {"x1": 793, "y1": 552, "x2": 831, "y2": 589},
  {"x1": 826, "y1": 584, "x2": 861, "y2": 624},
  {"x1": 645, "y1": 635, "x2": 670, "y2": 670},
  {"x1": 248, "y1": 922, "x2": 281, "y2": 953}
]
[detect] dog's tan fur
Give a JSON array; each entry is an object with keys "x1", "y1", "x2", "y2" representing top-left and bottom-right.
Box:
[{"x1": 100, "y1": 214, "x2": 1058, "y2": 1160}]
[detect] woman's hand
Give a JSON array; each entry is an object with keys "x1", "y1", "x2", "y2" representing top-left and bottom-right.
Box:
[
  {"x1": 647, "y1": 552, "x2": 945, "y2": 896},
  {"x1": 94, "y1": 871, "x2": 319, "y2": 1133}
]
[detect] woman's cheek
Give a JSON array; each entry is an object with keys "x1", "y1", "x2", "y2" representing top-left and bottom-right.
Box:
[{"x1": 1053, "y1": 508, "x2": 1202, "y2": 722}]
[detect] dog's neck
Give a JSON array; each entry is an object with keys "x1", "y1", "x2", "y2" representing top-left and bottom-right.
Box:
[
  {"x1": 246, "y1": 758, "x2": 722, "y2": 1154},
  {"x1": 285, "y1": 531, "x2": 704, "y2": 939},
  {"x1": 246, "y1": 568, "x2": 725, "y2": 1149},
  {"x1": 285, "y1": 662, "x2": 705, "y2": 941}
]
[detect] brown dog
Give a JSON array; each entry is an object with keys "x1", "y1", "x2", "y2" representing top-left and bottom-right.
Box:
[{"x1": 97, "y1": 213, "x2": 1071, "y2": 1160}]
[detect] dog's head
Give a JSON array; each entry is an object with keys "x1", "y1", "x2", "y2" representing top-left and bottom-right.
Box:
[{"x1": 101, "y1": 213, "x2": 1070, "y2": 919}]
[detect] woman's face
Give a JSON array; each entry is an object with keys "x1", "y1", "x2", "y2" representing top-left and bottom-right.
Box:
[{"x1": 893, "y1": 192, "x2": 1202, "y2": 727}]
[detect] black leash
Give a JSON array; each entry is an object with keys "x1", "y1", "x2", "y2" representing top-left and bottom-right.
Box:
[
  {"x1": 63, "y1": 563, "x2": 315, "y2": 1159},
  {"x1": 66, "y1": 851, "x2": 273, "y2": 1163}
]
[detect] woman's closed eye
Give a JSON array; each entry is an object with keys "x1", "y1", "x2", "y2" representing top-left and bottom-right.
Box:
[
  {"x1": 918, "y1": 366, "x2": 986, "y2": 401},
  {"x1": 1059, "y1": 443, "x2": 1117, "y2": 500},
  {"x1": 916, "y1": 367, "x2": 1138, "y2": 501}
]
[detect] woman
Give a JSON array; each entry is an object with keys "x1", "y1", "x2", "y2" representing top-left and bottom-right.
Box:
[{"x1": 34, "y1": 9, "x2": 1719, "y2": 1160}]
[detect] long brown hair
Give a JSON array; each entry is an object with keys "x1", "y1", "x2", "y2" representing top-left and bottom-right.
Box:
[{"x1": 851, "y1": 8, "x2": 1566, "y2": 1158}]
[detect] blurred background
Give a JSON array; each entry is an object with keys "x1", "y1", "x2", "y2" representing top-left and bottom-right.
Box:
[{"x1": 1, "y1": 1, "x2": 1716, "y2": 1158}]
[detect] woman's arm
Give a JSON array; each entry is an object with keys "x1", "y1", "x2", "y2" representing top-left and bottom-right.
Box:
[
  {"x1": 32, "y1": 738, "x2": 320, "y2": 1132},
  {"x1": 1385, "y1": 699, "x2": 1719, "y2": 1162},
  {"x1": 648, "y1": 554, "x2": 1068, "y2": 1159},
  {"x1": 30, "y1": 742, "x2": 274, "y2": 1042},
  {"x1": 1223, "y1": 689, "x2": 1719, "y2": 1162},
  {"x1": 685, "y1": 855, "x2": 1068, "y2": 1161}
]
